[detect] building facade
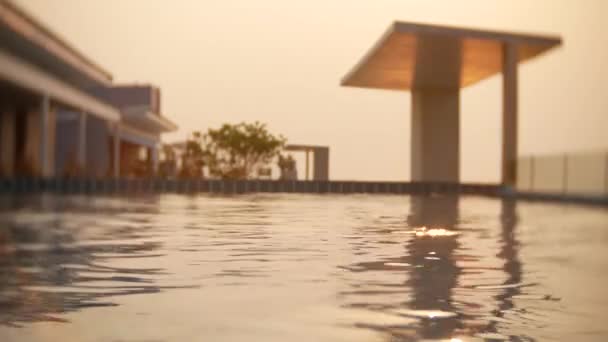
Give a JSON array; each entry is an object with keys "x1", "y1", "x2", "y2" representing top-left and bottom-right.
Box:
[{"x1": 0, "y1": 0, "x2": 177, "y2": 179}]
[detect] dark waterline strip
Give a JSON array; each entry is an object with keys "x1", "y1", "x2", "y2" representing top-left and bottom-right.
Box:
[{"x1": 0, "y1": 178, "x2": 606, "y2": 206}]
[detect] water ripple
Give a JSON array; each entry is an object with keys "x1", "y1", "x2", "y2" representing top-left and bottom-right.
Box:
[{"x1": 0, "y1": 194, "x2": 606, "y2": 341}]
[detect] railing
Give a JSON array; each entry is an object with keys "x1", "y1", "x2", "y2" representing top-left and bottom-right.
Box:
[
  {"x1": 517, "y1": 151, "x2": 608, "y2": 196},
  {"x1": 0, "y1": 178, "x2": 499, "y2": 196},
  {"x1": 0, "y1": 178, "x2": 606, "y2": 205}
]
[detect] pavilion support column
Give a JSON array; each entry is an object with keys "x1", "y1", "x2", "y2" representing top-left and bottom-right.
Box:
[
  {"x1": 39, "y1": 95, "x2": 55, "y2": 178},
  {"x1": 313, "y1": 147, "x2": 329, "y2": 181},
  {"x1": 0, "y1": 108, "x2": 16, "y2": 177},
  {"x1": 113, "y1": 125, "x2": 121, "y2": 179},
  {"x1": 410, "y1": 88, "x2": 460, "y2": 182},
  {"x1": 78, "y1": 111, "x2": 87, "y2": 175},
  {"x1": 149, "y1": 146, "x2": 159, "y2": 176},
  {"x1": 305, "y1": 150, "x2": 310, "y2": 181},
  {"x1": 502, "y1": 43, "x2": 518, "y2": 187}
]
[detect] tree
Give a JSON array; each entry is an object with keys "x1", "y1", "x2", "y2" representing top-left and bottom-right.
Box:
[
  {"x1": 200, "y1": 122, "x2": 285, "y2": 179},
  {"x1": 179, "y1": 132, "x2": 205, "y2": 179},
  {"x1": 158, "y1": 144, "x2": 178, "y2": 179},
  {"x1": 278, "y1": 153, "x2": 297, "y2": 180}
]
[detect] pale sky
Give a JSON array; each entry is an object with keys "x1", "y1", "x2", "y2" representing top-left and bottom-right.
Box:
[{"x1": 14, "y1": 0, "x2": 608, "y2": 182}]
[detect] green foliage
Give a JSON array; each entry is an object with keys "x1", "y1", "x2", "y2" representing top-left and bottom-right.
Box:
[
  {"x1": 277, "y1": 153, "x2": 297, "y2": 180},
  {"x1": 162, "y1": 144, "x2": 177, "y2": 162},
  {"x1": 158, "y1": 144, "x2": 178, "y2": 179},
  {"x1": 200, "y1": 122, "x2": 286, "y2": 179},
  {"x1": 179, "y1": 133, "x2": 205, "y2": 179},
  {"x1": 278, "y1": 154, "x2": 296, "y2": 171}
]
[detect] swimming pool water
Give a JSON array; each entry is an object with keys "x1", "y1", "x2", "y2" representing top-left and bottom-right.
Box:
[{"x1": 0, "y1": 194, "x2": 607, "y2": 341}]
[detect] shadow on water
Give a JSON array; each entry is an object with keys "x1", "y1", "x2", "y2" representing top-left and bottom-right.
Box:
[
  {"x1": 0, "y1": 195, "x2": 195, "y2": 327},
  {"x1": 339, "y1": 195, "x2": 529, "y2": 341}
]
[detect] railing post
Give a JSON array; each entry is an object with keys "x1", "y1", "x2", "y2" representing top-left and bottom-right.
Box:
[
  {"x1": 530, "y1": 156, "x2": 535, "y2": 191},
  {"x1": 605, "y1": 153, "x2": 608, "y2": 195},
  {"x1": 563, "y1": 154, "x2": 568, "y2": 194}
]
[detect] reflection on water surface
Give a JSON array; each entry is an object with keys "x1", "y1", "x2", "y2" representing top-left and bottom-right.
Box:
[{"x1": 0, "y1": 194, "x2": 607, "y2": 341}]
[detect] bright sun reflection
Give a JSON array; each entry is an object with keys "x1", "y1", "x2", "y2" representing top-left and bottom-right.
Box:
[
  {"x1": 414, "y1": 227, "x2": 457, "y2": 237},
  {"x1": 450, "y1": 339, "x2": 464, "y2": 342}
]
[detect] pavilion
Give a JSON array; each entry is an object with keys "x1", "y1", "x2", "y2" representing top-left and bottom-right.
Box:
[
  {"x1": 284, "y1": 144, "x2": 330, "y2": 181},
  {"x1": 341, "y1": 21, "x2": 561, "y2": 186}
]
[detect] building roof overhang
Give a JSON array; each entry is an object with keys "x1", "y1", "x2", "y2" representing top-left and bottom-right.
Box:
[
  {"x1": 122, "y1": 105, "x2": 178, "y2": 134},
  {"x1": 285, "y1": 144, "x2": 329, "y2": 152},
  {"x1": 0, "y1": 0, "x2": 113, "y2": 89},
  {"x1": 341, "y1": 21, "x2": 562, "y2": 91}
]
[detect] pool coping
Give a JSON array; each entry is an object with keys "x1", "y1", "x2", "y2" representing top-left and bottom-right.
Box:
[{"x1": 0, "y1": 178, "x2": 606, "y2": 207}]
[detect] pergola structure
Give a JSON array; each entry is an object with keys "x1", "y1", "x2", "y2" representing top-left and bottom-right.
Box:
[
  {"x1": 341, "y1": 21, "x2": 561, "y2": 186},
  {"x1": 284, "y1": 144, "x2": 329, "y2": 181}
]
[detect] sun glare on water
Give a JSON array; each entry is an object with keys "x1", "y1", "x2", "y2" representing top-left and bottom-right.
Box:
[{"x1": 414, "y1": 227, "x2": 458, "y2": 237}]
